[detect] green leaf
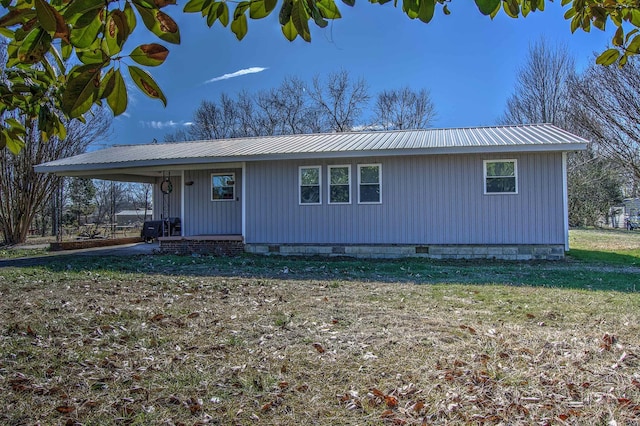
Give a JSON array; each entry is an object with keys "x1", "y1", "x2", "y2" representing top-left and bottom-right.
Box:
[
  {"x1": 61, "y1": 40, "x2": 73, "y2": 60},
  {"x1": 218, "y1": 2, "x2": 229, "y2": 26},
  {"x1": 474, "y1": 0, "x2": 500, "y2": 15},
  {"x1": 627, "y1": 34, "x2": 640, "y2": 54},
  {"x1": 64, "y1": 0, "x2": 103, "y2": 27},
  {"x1": 291, "y1": 0, "x2": 311, "y2": 42},
  {"x1": 4, "y1": 131, "x2": 26, "y2": 155},
  {"x1": 231, "y1": 13, "x2": 248, "y2": 39},
  {"x1": 184, "y1": 0, "x2": 206, "y2": 13},
  {"x1": 128, "y1": 65, "x2": 167, "y2": 106},
  {"x1": 279, "y1": 0, "x2": 293, "y2": 25},
  {"x1": 630, "y1": 9, "x2": 640, "y2": 27},
  {"x1": 613, "y1": 25, "x2": 624, "y2": 46},
  {"x1": 77, "y1": 48, "x2": 107, "y2": 64},
  {"x1": 282, "y1": 18, "x2": 297, "y2": 41},
  {"x1": 100, "y1": 67, "x2": 116, "y2": 99},
  {"x1": 104, "y1": 10, "x2": 130, "y2": 55},
  {"x1": 417, "y1": 0, "x2": 435, "y2": 23},
  {"x1": 595, "y1": 48, "x2": 620, "y2": 66},
  {"x1": 107, "y1": 69, "x2": 127, "y2": 116},
  {"x1": 342, "y1": 0, "x2": 355, "y2": 6},
  {"x1": 70, "y1": 12, "x2": 102, "y2": 48},
  {"x1": 316, "y1": 0, "x2": 341, "y2": 19},
  {"x1": 130, "y1": 43, "x2": 169, "y2": 66},
  {"x1": 124, "y1": 2, "x2": 137, "y2": 33},
  {"x1": 134, "y1": 3, "x2": 181, "y2": 44},
  {"x1": 502, "y1": 0, "x2": 519, "y2": 18},
  {"x1": 35, "y1": 0, "x2": 58, "y2": 33},
  {"x1": 17, "y1": 28, "x2": 51, "y2": 64},
  {"x1": 62, "y1": 64, "x2": 102, "y2": 118},
  {"x1": 250, "y1": 0, "x2": 275, "y2": 19}
]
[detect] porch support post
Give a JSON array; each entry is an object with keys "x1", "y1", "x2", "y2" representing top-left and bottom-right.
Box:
[
  {"x1": 181, "y1": 170, "x2": 185, "y2": 236},
  {"x1": 562, "y1": 152, "x2": 569, "y2": 251},
  {"x1": 241, "y1": 162, "x2": 246, "y2": 240}
]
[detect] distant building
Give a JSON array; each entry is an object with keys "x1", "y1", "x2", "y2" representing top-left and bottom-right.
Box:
[{"x1": 115, "y1": 209, "x2": 153, "y2": 225}]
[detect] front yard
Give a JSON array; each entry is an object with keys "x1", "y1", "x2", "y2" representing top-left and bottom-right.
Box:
[{"x1": 0, "y1": 229, "x2": 639, "y2": 424}]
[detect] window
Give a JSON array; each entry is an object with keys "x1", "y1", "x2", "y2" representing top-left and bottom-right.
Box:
[
  {"x1": 484, "y1": 160, "x2": 517, "y2": 194},
  {"x1": 358, "y1": 164, "x2": 381, "y2": 204},
  {"x1": 299, "y1": 166, "x2": 321, "y2": 205},
  {"x1": 329, "y1": 165, "x2": 351, "y2": 204},
  {"x1": 211, "y1": 173, "x2": 235, "y2": 201}
]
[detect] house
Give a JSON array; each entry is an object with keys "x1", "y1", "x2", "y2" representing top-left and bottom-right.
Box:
[
  {"x1": 608, "y1": 198, "x2": 640, "y2": 230},
  {"x1": 35, "y1": 124, "x2": 587, "y2": 259}
]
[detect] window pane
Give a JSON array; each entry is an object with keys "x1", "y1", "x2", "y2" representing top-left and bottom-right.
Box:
[
  {"x1": 301, "y1": 186, "x2": 320, "y2": 203},
  {"x1": 213, "y1": 186, "x2": 234, "y2": 200},
  {"x1": 330, "y1": 167, "x2": 349, "y2": 185},
  {"x1": 330, "y1": 185, "x2": 349, "y2": 203},
  {"x1": 301, "y1": 168, "x2": 319, "y2": 185},
  {"x1": 360, "y1": 184, "x2": 380, "y2": 203},
  {"x1": 486, "y1": 161, "x2": 514, "y2": 177},
  {"x1": 360, "y1": 166, "x2": 380, "y2": 184},
  {"x1": 213, "y1": 175, "x2": 233, "y2": 187},
  {"x1": 486, "y1": 177, "x2": 516, "y2": 193}
]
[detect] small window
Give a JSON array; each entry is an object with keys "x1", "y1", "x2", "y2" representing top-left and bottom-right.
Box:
[
  {"x1": 484, "y1": 160, "x2": 517, "y2": 194},
  {"x1": 358, "y1": 164, "x2": 381, "y2": 204},
  {"x1": 212, "y1": 173, "x2": 235, "y2": 201},
  {"x1": 299, "y1": 166, "x2": 321, "y2": 205},
  {"x1": 329, "y1": 165, "x2": 351, "y2": 204}
]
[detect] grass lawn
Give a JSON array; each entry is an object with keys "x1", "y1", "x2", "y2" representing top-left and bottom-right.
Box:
[{"x1": 1, "y1": 229, "x2": 639, "y2": 425}]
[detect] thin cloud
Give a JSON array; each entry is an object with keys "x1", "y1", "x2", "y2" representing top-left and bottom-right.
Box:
[
  {"x1": 205, "y1": 67, "x2": 268, "y2": 83},
  {"x1": 139, "y1": 120, "x2": 192, "y2": 129}
]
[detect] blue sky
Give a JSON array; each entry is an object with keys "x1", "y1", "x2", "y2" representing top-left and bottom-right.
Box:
[{"x1": 100, "y1": 1, "x2": 613, "y2": 148}]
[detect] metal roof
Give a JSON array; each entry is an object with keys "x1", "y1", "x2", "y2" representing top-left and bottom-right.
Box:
[{"x1": 35, "y1": 124, "x2": 587, "y2": 177}]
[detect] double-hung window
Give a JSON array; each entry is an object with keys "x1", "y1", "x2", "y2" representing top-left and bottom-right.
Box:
[
  {"x1": 328, "y1": 165, "x2": 351, "y2": 204},
  {"x1": 358, "y1": 164, "x2": 381, "y2": 204},
  {"x1": 211, "y1": 173, "x2": 235, "y2": 201},
  {"x1": 299, "y1": 166, "x2": 321, "y2": 205},
  {"x1": 484, "y1": 160, "x2": 517, "y2": 194}
]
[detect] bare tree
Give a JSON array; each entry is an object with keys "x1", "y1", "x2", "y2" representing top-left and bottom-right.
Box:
[
  {"x1": 500, "y1": 39, "x2": 575, "y2": 127},
  {"x1": 373, "y1": 87, "x2": 436, "y2": 130},
  {"x1": 0, "y1": 110, "x2": 110, "y2": 244},
  {"x1": 569, "y1": 59, "x2": 640, "y2": 185},
  {"x1": 309, "y1": 70, "x2": 370, "y2": 132},
  {"x1": 129, "y1": 183, "x2": 153, "y2": 222},
  {"x1": 255, "y1": 76, "x2": 321, "y2": 135},
  {"x1": 567, "y1": 149, "x2": 623, "y2": 227}
]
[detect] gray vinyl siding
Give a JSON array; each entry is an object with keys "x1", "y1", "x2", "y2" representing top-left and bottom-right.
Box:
[
  {"x1": 152, "y1": 175, "x2": 181, "y2": 219},
  {"x1": 183, "y1": 169, "x2": 242, "y2": 236},
  {"x1": 244, "y1": 153, "x2": 565, "y2": 245}
]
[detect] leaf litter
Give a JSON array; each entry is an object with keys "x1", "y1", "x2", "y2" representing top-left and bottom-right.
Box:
[{"x1": 0, "y1": 267, "x2": 639, "y2": 425}]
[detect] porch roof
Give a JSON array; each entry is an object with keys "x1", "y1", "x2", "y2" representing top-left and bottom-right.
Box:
[{"x1": 35, "y1": 124, "x2": 587, "y2": 180}]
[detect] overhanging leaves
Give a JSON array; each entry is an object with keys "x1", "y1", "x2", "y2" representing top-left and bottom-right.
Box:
[
  {"x1": 475, "y1": 0, "x2": 500, "y2": 15},
  {"x1": 128, "y1": 65, "x2": 167, "y2": 105},
  {"x1": 130, "y1": 43, "x2": 169, "y2": 66},
  {"x1": 62, "y1": 64, "x2": 103, "y2": 118}
]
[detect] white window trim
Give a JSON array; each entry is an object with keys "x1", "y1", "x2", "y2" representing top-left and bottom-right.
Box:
[
  {"x1": 299, "y1": 166, "x2": 322, "y2": 205},
  {"x1": 483, "y1": 159, "x2": 518, "y2": 195},
  {"x1": 211, "y1": 172, "x2": 236, "y2": 202},
  {"x1": 358, "y1": 163, "x2": 382, "y2": 204},
  {"x1": 328, "y1": 165, "x2": 351, "y2": 205}
]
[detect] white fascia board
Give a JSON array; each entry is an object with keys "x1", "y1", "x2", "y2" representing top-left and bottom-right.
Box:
[{"x1": 36, "y1": 143, "x2": 587, "y2": 175}]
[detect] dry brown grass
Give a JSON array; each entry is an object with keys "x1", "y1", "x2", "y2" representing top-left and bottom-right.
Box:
[
  {"x1": 570, "y1": 228, "x2": 640, "y2": 251},
  {"x1": 1, "y1": 267, "x2": 639, "y2": 425}
]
